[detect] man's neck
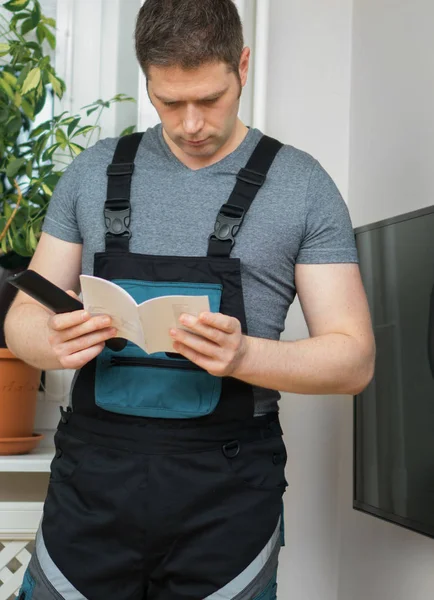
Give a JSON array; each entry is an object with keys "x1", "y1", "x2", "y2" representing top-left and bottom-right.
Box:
[{"x1": 162, "y1": 120, "x2": 249, "y2": 170}]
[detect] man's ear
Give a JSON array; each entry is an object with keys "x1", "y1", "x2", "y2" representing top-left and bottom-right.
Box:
[{"x1": 239, "y1": 47, "x2": 251, "y2": 87}]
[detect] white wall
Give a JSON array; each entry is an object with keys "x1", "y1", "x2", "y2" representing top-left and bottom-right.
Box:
[
  {"x1": 348, "y1": 0, "x2": 434, "y2": 229},
  {"x1": 337, "y1": 1, "x2": 434, "y2": 599},
  {"x1": 265, "y1": 2, "x2": 354, "y2": 599}
]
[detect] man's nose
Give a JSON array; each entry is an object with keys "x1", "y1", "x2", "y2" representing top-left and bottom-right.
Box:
[{"x1": 183, "y1": 105, "x2": 204, "y2": 135}]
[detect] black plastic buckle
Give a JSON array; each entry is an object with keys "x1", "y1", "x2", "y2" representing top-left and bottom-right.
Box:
[
  {"x1": 222, "y1": 440, "x2": 240, "y2": 459},
  {"x1": 104, "y1": 207, "x2": 131, "y2": 237},
  {"x1": 236, "y1": 167, "x2": 266, "y2": 187},
  {"x1": 209, "y1": 203, "x2": 245, "y2": 247},
  {"x1": 106, "y1": 163, "x2": 135, "y2": 177}
]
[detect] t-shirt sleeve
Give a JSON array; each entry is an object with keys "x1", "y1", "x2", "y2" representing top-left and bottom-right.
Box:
[
  {"x1": 296, "y1": 160, "x2": 359, "y2": 264},
  {"x1": 41, "y1": 153, "x2": 85, "y2": 244}
]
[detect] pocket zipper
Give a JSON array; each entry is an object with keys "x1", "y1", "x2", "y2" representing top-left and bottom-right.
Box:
[{"x1": 110, "y1": 356, "x2": 203, "y2": 371}]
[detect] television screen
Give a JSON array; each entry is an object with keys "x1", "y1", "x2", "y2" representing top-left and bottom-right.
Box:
[{"x1": 354, "y1": 205, "x2": 434, "y2": 539}]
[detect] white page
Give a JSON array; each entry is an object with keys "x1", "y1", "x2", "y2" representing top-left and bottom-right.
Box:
[
  {"x1": 79, "y1": 275, "x2": 145, "y2": 350},
  {"x1": 138, "y1": 295, "x2": 210, "y2": 354}
]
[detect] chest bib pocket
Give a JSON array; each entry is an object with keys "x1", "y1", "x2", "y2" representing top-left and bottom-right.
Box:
[{"x1": 94, "y1": 279, "x2": 223, "y2": 418}]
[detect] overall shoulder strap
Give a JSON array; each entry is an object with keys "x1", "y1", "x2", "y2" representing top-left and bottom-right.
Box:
[
  {"x1": 207, "y1": 134, "x2": 283, "y2": 258},
  {"x1": 104, "y1": 132, "x2": 144, "y2": 253}
]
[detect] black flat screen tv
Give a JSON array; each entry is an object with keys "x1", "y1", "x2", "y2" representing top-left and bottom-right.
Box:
[{"x1": 353, "y1": 204, "x2": 434, "y2": 539}]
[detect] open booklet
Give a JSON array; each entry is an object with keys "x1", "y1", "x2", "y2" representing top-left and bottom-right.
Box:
[{"x1": 79, "y1": 275, "x2": 210, "y2": 354}]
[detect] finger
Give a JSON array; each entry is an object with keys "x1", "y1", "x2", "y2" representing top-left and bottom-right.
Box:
[
  {"x1": 63, "y1": 327, "x2": 118, "y2": 355},
  {"x1": 49, "y1": 308, "x2": 90, "y2": 332},
  {"x1": 171, "y1": 328, "x2": 219, "y2": 358},
  {"x1": 60, "y1": 342, "x2": 106, "y2": 370},
  {"x1": 172, "y1": 341, "x2": 214, "y2": 371},
  {"x1": 57, "y1": 314, "x2": 114, "y2": 343},
  {"x1": 195, "y1": 311, "x2": 237, "y2": 334},
  {"x1": 177, "y1": 316, "x2": 226, "y2": 345}
]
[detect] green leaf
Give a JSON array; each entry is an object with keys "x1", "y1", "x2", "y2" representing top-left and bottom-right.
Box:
[
  {"x1": 112, "y1": 94, "x2": 136, "y2": 103},
  {"x1": 86, "y1": 106, "x2": 99, "y2": 117},
  {"x1": 6, "y1": 158, "x2": 26, "y2": 178},
  {"x1": 21, "y1": 17, "x2": 36, "y2": 35},
  {"x1": 0, "y1": 77, "x2": 15, "y2": 100},
  {"x1": 30, "y1": 120, "x2": 52, "y2": 138},
  {"x1": 29, "y1": 226, "x2": 38, "y2": 251},
  {"x1": 30, "y1": 1, "x2": 41, "y2": 27},
  {"x1": 34, "y1": 80, "x2": 46, "y2": 115},
  {"x1": 17, "y1": 63, "x2": 31, "y2": 87},
  {"x1": 13, "y1": 91, "x2": 22, "y2": 108},
  {"x1": 3, "y1": 0, "x2": 31, "y2": 12},
  {"x1": 6, "y1": 116, "x2": 21, "y2": 135},
  {"x1": 42, "y1": 25, "x2": 55, "y2": 50},
  {"x1": 67, "y1": 117, "x2": 81, "y2": 137},
  {"x1": 3, "y1": 70, "x2": 17, "y2": 86},
  {"x1": 36, "y1": 23, "x2": 44, "y2": 44},
  {"x1": 68, "y1": 143, "x2": 84, "y2": 156},
  {"x1": 4, "y1": 203, "x2": 13, "y2": 220},
  {"x1": 21, "y1": 67, "x2": 41, "y2": 95},
  {"x1": 20, "y1": 96, "x2": 34, "y2": 120},
  {"x1": 53, "y1": 111, "x2": 68, "y2": 124},
  {"x1": 55, "y1": 128, "x2": 68, "y2": 148},
  {"x1": 0, "y1": 43, "x2": 10, "y2": 57},
  {"x1": 43, "y1": 17, "x2": 56, "y2": 28},
  {"x1": 41, "y1": 183, "x2": 52, "y2": 197},
  {"x1": 26, "y1": 160, "x2": 33, "y2": 178},
  {"x1": 72, "y1": 125, "x2": 96, "y2": 138},
  {"x1": 120, "y1": 125, "x2": 136, "y2": 136},
  {"x1": 47, "y1": 72, "x2": 62, "y2": 97},
  {"x1": 12, "y1": 233, "x2": 31, "y2": 257},
  {"x1": 42, "y1": 142, "x2": 60, "y2": 160}
]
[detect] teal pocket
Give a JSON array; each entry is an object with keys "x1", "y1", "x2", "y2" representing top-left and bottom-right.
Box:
[
  {"x1": 95, "y1": 280, "x2": 223, "y2": 418},
  {"x1": 17, "y1": 568, "x2": 35, "y2": 599}
]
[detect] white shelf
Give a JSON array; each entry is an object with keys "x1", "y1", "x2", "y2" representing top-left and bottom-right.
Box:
[{"x1": 0, "y1": 447, "x2": 54, "y2": 473}]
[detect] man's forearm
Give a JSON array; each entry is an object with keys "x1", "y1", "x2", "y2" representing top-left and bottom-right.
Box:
[
  {"x1": 233, "y1": 333, "x2": 375, "y2": 395},
  {"x1": 4, "y1": 303, "x2": 64, "y2": 370}
]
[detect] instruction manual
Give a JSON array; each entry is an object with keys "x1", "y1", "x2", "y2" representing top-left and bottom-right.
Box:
[{"x1": 79, "y1": 274, "x2": 210, "y2": 354}]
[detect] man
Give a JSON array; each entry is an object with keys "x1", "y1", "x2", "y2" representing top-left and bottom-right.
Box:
[{"x1": 5, "y1": 0, "x2": 375, "y2": 598}]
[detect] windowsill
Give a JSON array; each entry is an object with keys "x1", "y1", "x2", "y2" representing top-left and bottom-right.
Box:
[
  {"x1": 0, "y1": 447, "x2": 55, "y2": 473},
  {"x1": 0, "y1": 430, "x2": 55, "y2": 473}
]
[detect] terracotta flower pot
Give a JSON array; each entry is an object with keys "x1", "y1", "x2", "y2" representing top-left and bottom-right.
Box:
[{"x1": 0, "y1": 348, "x2": 41, "y2": 440}]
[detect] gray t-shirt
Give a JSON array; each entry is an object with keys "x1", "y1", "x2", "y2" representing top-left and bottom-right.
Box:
[{"x1": 42, "y1": 125, "x2": 359, "y2": 415}]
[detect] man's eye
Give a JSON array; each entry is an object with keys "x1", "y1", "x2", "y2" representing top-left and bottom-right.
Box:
[
  {"x1": 163, "y1": 101, "x2": 177, "y2": 107},
  {"x1": 203, "y1": 97, "x2": 219, "y2": 104}
]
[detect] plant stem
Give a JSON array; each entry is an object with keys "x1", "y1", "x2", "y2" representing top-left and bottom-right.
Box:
[
  {"x1": 0, "y1": 180, "x2": 23, "y2": 243},
  {"x1": 86, "y1": 106, "x2": 104, "y2": 149}
]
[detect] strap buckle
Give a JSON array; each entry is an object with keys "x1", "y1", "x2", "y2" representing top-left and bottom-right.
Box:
[
  {"x1": 236, "y1": 167, "x2": 266, "y2": 187},
  {"x1": 104, "y1": 207, "x2": 131, "y2": 238},
  {"x1": 107, "y1": 163, "x2": 135, "y2": 176},
  {"x1": 209, "y1": 203, "x2": 245, "y2": 248}
]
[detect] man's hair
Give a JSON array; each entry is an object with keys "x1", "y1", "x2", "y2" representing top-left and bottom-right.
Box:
[{"x1": 134, "y1": 0, "x2": 244, "y2": 78}]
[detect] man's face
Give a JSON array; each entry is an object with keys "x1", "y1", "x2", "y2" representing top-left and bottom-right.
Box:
[{"x1": 147, "y1": 51, "x2": 249, "y2": 162}]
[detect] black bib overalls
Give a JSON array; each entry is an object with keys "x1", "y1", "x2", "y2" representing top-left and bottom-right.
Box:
[{"x1": 19, "y1": 133, "x2": 289, "y2": 600}]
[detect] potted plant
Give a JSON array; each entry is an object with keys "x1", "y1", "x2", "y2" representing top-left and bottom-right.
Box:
[{"x1": 0, "y1": 0, "x2": 136, "y2": 454}]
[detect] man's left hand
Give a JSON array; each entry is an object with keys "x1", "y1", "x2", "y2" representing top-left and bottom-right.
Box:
[{"x1": 169, "y1": 312, "x2": 247, "y2": 377}]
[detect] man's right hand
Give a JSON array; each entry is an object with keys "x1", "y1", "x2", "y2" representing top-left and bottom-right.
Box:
[{"x1": 47, "y1": 290, "x2": 117, "y2": 369}]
